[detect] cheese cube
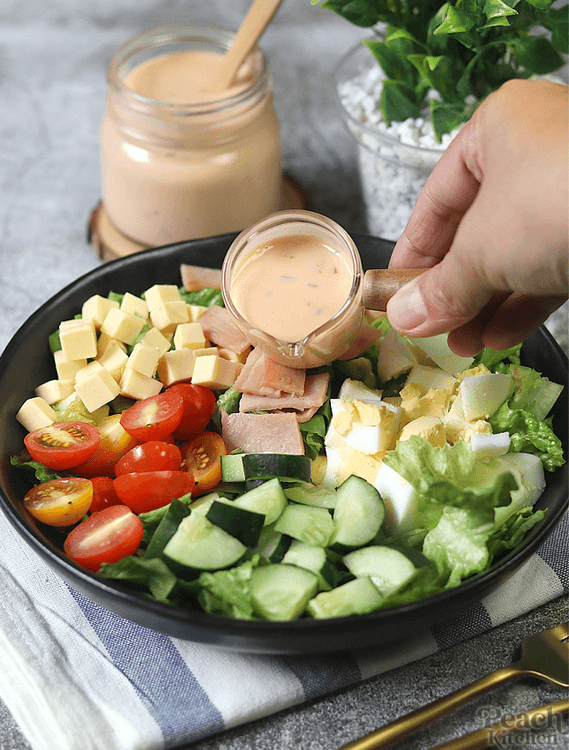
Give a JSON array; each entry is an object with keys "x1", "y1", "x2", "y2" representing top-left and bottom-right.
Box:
[
  {"x1": 157, "y1": 349, "x2": 195, "y2": 386},
  {"x1": 59, "y1": 319, "x2": 97, "y2": 360},
  {"x1": 35, "y1": 379, "x2": 75, "y2": 405},
  {"x1": 126, "y1": 343, "x2": 160, "y2": 378},
  {"x1": 140, "y1": 327, "x2": 172, "y2": 358},
  {"x1": 150, "y1": 301, "x2": 189, "y2": 336},
  {"x1": 54, "y1": 350, "x2": 87, "y2": 381},
  {"x1": 218, "y1": 346, "x2": 251, "y2": 364},
  {"x1": 100, "y1": 308, "x2": 145, "y2": 345},
  {"x1": 16, "y1": 397, "x2": 57, "y2": 431},
  {"x1": 144, "y1": 284, "x2": 181, "y2": 311},
  {"x1": 97, "y1": 331, "x2": 127, "y2": 357},
  {"x1": 75, "y1": 360, "x2": 105, "y2": 383},
  {"x1": 81, "y1": 295, "x2": 119, "y2": 330},
  {"x1": 173, "y1": 322, "x2": 208, "y2": 351},
  {"x1": 119, "y1": 369, "x2": 163, "y2": 401},
  {"x1": 186, "y1": 304, "x2": 208, "y2": 322},
  {"x1": 191, "y1": 355, "x2": 238, "y2": 390},
  {"x1": 120, "y1": 292, "x2": 148, "y2": 320},
  {"x1": 98, "y1": 342, "x2": 129, "y2": 382},
  {"x1": 192, "y1": 347, "x2": 219, "y2": 359},
  {"x1": 74, "y1": 367, "x2": 121, "y2": 413}
]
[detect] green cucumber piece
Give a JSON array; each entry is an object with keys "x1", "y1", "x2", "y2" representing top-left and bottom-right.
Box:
[
  {"x1": 252, "y1": 525, "x2": 292, "y2": 562},
  {"x1": 274, "y1": 504, "x2": 335, "y2": 547},
  {"x1": 206, "y1": 500, "x2": 265, "y2": 548},
  {"x1": 162, "y1": 514, "x2": 246, "y2": 573},
  {"x1": 144, "y1": 498, "x2": 191, "y2": 559},
  {"x1": 330, "y1": 475, "x2": 385, "y2": 551},
  {"x1": 343, "y1": 545, "x2": 427, "y2": 597},
  {"x1": 243, "y1": 453, "x2": 311, "y2": 483},
  {"x1": 284, "y1": 483, "x2": 339, "y2": 509},
  {"x1": 249, "y1": 564, "x2": 318, "y2": 621},
  {"x1": 307, "y1": 577, "x2": 384, "y2": 619},
  {"x1": 233, "y1": 477, "x2": 287, "y2": 525},
  {"x1": 281, "y1": 540, "x2": 342, "y2": 591},
  {"x1": 220, "y1": 453, "x2": 246, "y2": 482}
]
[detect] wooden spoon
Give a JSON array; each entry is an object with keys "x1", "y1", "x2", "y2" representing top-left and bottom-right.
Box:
[
  {"x1": 363, "y1": 268, "x2": 426, "y2": 311},
  {"x1": 209, "y1": 0, "x2": 285, "y2": 93}
]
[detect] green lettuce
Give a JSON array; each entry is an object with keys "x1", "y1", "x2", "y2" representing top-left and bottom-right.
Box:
[
  {"x1": 197, "y1": 556, "x2": 261, "y2": 619},
  {"x1": 178, "y1": 287, "x2": 224, "y2": 308},
  {"x1": 490, "y1": 406, "x2": 564, "y2": 472},
  {"x1": 98, "y1": 556, "x2": 178, "y2": 602},
  {"x1": 507, "y1": 364, "x2": 564, "y2": 421},
  {"x1": 10, "y1": 456, "x2": 62, "y2": 483}
]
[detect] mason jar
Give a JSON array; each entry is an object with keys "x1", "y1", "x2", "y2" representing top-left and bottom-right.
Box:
[{"x1": 100, "y1": 24, "x2": 282, "y2": 248}]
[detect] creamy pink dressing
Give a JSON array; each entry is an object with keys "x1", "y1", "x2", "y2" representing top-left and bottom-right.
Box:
[{"x1": 230, "y1": 233, "x2": 353, "y2": 342}]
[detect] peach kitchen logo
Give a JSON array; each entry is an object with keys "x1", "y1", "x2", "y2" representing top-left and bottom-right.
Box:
[{"x1": 475, "y1": 704, "x2": 568, "y2": 747}]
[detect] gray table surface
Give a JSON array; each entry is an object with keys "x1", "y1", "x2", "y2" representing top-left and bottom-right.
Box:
[{"x1": 0, "y1": 2, "x2": 567, "y2": 749}]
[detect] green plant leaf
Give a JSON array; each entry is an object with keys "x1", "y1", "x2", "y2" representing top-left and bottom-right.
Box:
[
  {"x1": 319, "y1": 0, "x2": 383, "y2": 27},
  {"x1": 548, "y1": 6, "x2": 569, "y2": 54},
  {"x1": 380, "y1": 79, "x2": 423, "y2": 124},
  {"x1": 524, "y1": 0, "x2": 552, "y2": 8},
  {"x1": 365, "y1": 37, "x2": 419, "y2": 87},
  {"x1": 430, "y1": 100, "x2": 467, "y2": 140},
  {"x1": 484, "y1": 0, "x2": 518, "y2": 20},
  {"x1": 480, "y1": 16, "x2": 512, "y2": 28},
  {"x1": 433, "y1": 5, "x2": 476, "y2": 35},
  {"x1": 510, "y1": 35, "x2": 565, "y2": 74}
]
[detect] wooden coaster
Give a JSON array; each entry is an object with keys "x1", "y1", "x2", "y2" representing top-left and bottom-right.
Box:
[{"x1": 89, "y1": 174, "x2": 307, "y2": 263}]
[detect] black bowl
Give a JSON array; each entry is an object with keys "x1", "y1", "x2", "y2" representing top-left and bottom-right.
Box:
[{"x1": 0, "y1": 234, "x2": 567, "y2": 654}]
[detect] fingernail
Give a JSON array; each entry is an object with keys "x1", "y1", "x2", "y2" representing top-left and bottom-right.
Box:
[{"x1": 386, "y1": 279, "x2": 428, "y2": 331}]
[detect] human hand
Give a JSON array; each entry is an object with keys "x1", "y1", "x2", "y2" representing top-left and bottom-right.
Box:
[{"x1": 386, "y1": 79, "x2": 568, "y2": 356}]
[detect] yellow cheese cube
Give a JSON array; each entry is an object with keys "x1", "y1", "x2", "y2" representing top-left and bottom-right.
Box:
[
  {"x1": 173, "y1": 322, "x2": 208, "y2": 351},
  {"x1": 75, "y1": 360, "x2": 105, "y2": 383},
  {"x1": 144, "y1": 284, "x2": 181, "y2": 311},
  {"x1": 192, "y1": 347, "x2": 219, "y2": 359},
  {"x1": 187, "y1": 304, "x2": 208, "y2": 322},
  {"x1": 218, "y1": 346, "x2": 251, "y2": 364},
  {"x1": 140, "y1": 326, "x2": 172, "y2": 358},
  {"x1": 54, "y1": 350, "x2": 87, "y2": 381},
  {"x1": 119, "y1": 369, "x2": 163, "y2": 401},
  {"x1": 150, "y1": 301, "x2": 189, "y2": 336},
  {"x1": 59, "y1": 319, "x2": 97, "y2": 360},
  {"x1": 126, "y1": 343, "x2": 160, "y2": 378},
  {"x1": 157, "y1": 349, "x2": 195, "y2": 386},
  {"x1": 74, "y1": 368, "x2": 121, "y2": 413},
  {"x1": 100, "y1": 308, "x2": 146, "y2": 345},
  {"x1": 81, "y1": 295, "x2": 119, "y2": 330},
  {"x1": 191, "y1": 355, "x2": 238, "y2": 390},
  {"x1": 98, "y1": 342, "x2": 129, "y2": 382},
  {"x1": 16, "y1": 397, "x2": 57, "y2": 431},
  {"x1": 35, "y1": 379, "x2": 75, "y2": 405},
  {"x1": 120, "y1": 292, "x2": 148, "y2": 320},
  {"x1": 97, "y1": 331, "x2": 127, "y2": 357}
]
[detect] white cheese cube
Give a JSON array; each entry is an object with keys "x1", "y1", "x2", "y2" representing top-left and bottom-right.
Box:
[
  {"x1": 16, "y1": 397, "x2": 57, "y2": 432},
  {"x1": 150, "y1": 301, "x2": 189, "y2": 336},
  {"x1": 35, "y1": 379, "x2": 75, "y2": 405},
  {"x1": 98, "y1": 342, "x2": 129, "y2": 382},
  {"x1": 97, "y1": 331, "x2": 127, "y2": 357},
  {"x1": 59, "y1": 319, "x2": 97, "y2": 361},
  {"x1": 218, "y1": 346, "x2": 251, "y2": 364},
  {"x1": 187, "y1": 304, "x2": 208, "y2": 322},
  {"x1": 140, "y1": 327, "x2": 172, "y2": 358},
  {"x1": 173, "y1": 322, "x2": 208, "y2": 351},
  {"x1": 157, "y1": 349, "x2": 195, "y2": 386},
  {"x1": 54, "y1": 350, "x2": 87, "y2": 381},
  {"x1": 374, "y1": 462, "x2": 420, "y2": 534},
  {"x1": 119, "y1": 369, "x2": 163, "y2": 401},
  {"x1": 126, "y1": 343, "x2": 160, "y2": 378},
  {"x1": 74, "y1": 368, "x2": 121, "y2": 413},
  {"x1": 191, "y1": 355, "x2": 238, "y2": 390},
  {"x1": 75, "y1": 360, "x2": 105, "y2": 383},
  {"x1": 144, "y1": 284, "x2": 181, "y2": 311},
  {"x1": 100, "y1": 308, "x2": 146, "y2": 345},
  {"x1": 81, "y1": 295, "x2": 119, "y2": 330},
  {"x1": 120, "y1": 292, "x2": 148, "y2": 320}
]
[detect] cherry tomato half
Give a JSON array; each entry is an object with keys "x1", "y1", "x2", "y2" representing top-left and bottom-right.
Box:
[
  {"x1": 120, "y1": 391, "x2": 184, "y2": 442},
  {"x1": 114, "y1": 441, "x2": 182, "y2": 477},
  {"x1": 113, "y1": 470, "x2": 195, "y2": 513},
  {"x1": 166, "y1": 384, "x2": 216, "y2": 441},
  {"x1": 24, "y1": 421, "x2": 100, "y2": 470},
  {"x1": 74, "y1": 414, "x2": 138, "y2": 478},
  {"x1": 64, "y1": 504, "x2": 143, "y2": 571},
  {"x1": 181, "y1": 431, "x2": 226, "y2": 495},
  {"x1": 89, "y1": 476, "x2": 122, "y2": 514},
  {"x1": 24, "y1": 477, "x2": 93, "y2": 526}
]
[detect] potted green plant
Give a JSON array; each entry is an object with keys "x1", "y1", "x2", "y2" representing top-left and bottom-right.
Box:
[{"x1": 315, "y1": 0, "x2": 567, "y2": 239}]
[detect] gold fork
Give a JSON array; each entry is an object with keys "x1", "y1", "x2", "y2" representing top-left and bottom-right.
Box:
[{"x1": 339, "y1": 622, "x2": 569, "y2": 750}]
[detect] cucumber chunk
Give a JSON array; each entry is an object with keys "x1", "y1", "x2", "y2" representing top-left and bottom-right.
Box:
[
  {"x1": 220, "y1": 453, "x2": 246, "y2": 483},
  {"x1": 284, "y1": 483, "x2": 339, "y2": 509},
  {"x1": 330, "y1": 475, "x2": 385, "y2": 551},
  {"x1": 274, "y1": 504, "x2": 335, "y2": 547},
  {"x1": 206, "y1": 500, "x2": 265, "y2": 547},
  {"x1": 343, "y1": 545, "x2": 426, "y2": 597},
  {"x1": 243, "y1": 453, "x2": 311, "y2": 483},
  {"x1": 144, "y1": 498, "x2": 191, "y2": 559},
  {"x1": 163, "y1": 514, "x2": 246, "y2": 572},
  {"x1": 233, "y1": 477, "x2": 287, "y2": 525},
  {"x1": 252, "y1": 525, "x2": 292, "y2": 562},
  {"x1": 307, "y1": 577, "x2": 384, "y2": 619},
  {"x1": 282, "y1": 540, "x2": 341, "y2": 591},
  {"x1": 249, "y1": 564, "x2": 318, "y2": 620}
]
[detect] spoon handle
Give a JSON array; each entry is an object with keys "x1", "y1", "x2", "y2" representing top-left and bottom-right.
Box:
[
  {"x1": 210, "y1": 0, "x2": 284, "y2": 92},
  {"x1": 363, "y1": 268, "x2": 425, "y2": 311}
]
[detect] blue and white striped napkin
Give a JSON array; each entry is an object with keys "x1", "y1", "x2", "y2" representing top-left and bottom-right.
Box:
[{"x1": 0, "y1": 507, "x2": 567, "y2": 750}]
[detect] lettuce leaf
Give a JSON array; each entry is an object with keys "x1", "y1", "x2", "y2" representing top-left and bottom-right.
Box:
[
  {"x1": 490, "y1": 405, "x2": 564, "y2": 471},
  {"x1": 98, "y1": 556, "x2": 178, "y2": 602},
  {"x1": 474, "y1": 343, "x2": 521, "y2": 371},
  {"x1": 507, "y1": 364, "x2": 564, "y2": 421},
  {"x1": 487, "y1": 506, "x2": 547, "y2": 562},
  {"x1": 197, "y1": 556, "x2": 261, "y2": 620},
  {"x1": 178, "y1": 287, "x2": 224, "y2": 308},
  {"x1": 10, "y1": 456, "x2": 62, "y2": 483}
]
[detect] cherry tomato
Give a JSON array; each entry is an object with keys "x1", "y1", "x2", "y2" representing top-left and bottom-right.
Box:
[
  {"x1": 181, "y1": 431, "x2": 226, "y2": 495},
  {"x1": 74, "y1": 414, "x2": 138, "y2": 478},
  {"x1": 64, "y1": 504, "x2": 143, "y2": 571},
  {"x1": 23, "y1": 477, "x2": 93, "y2": 527},
  {"x1": 120, "y1": 391, "x2": 184, "y2": 442},
  {"x1": 113, "y1": 471, "x2": 195, "y2": 513},
  {"x1": 114, "y1": 441, "x2": 182, "y2": 476},
  {"x1": 24, "y1": 422, "x2": 100, "y2": 470},
  {"x1": 89, "y1": 476, "x2": 122, "y2": 513},
  {"x1": 166, "y1": 384, "x2": 216, "y2": 441}
]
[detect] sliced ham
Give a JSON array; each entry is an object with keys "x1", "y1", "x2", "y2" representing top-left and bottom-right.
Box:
[
  {"x1": 197, "y1": 305, "x2": 251, "y2": 354},
  {"x1": 180, "y1": 264, "x2": 222, "y2": 291},
  {"x1": 239, "y1": 372, "x2": 330, "y2": 415},
  {"x1": 221, "y1": 411, "x2": 305, "y2": 455},
  {"x1": 337, "y1": 320, "x2": 383, "y2": 360},
  {"x1": 234, "y1": 349, "x2": 306, "y2": 396}
]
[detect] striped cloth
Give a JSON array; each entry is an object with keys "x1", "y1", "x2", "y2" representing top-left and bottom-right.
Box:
[{"x1": 0, "y1": 508, "x2": 567, "y2": 750}]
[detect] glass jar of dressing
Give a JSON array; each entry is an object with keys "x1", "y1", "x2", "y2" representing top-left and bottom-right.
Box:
[
  {"x1": 100, "y1": 24, "x2": 282, "y2": 249},
  {"x1": 222, "y1": 210, "x2": 364, "y2": 368}
]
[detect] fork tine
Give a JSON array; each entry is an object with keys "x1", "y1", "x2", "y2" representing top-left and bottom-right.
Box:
[{"x1": 547, "y1": 622, "x2": 569, "y2": 641}]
